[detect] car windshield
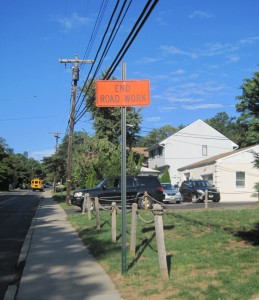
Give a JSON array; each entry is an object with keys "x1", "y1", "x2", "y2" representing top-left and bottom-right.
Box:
[
  {"x1": 195, "y1": 181, "x2": 212, "y2": 187},
  {"x1": 162, "y1": 183, "x2": 174, "y2": 190},
  {"x1": 96, "y1": 179, "x2": 107, "y2": 188}
]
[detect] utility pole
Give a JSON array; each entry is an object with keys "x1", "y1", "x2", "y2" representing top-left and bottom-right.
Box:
[
  {"x1": 49, "y1": 132, "x2": 64, "y2": 193},
  {"x1": 49, "y1": 132, "x2": 64, "y2": 152},
  {"x1": 59, "y1": 55, "x2": 94, "y2": 206}
]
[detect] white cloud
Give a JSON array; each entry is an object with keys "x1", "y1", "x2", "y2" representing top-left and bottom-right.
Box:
[
  {"x1": 160, "y1": 36, "x2": 259, "y2": 62},
  {"x1": 160, "y1": 45, "x2": 198, "y2": 59},
  {"x1": 227, "y1": 55, "x2": 240, "y2": 63},
  {"x1": 238, "y1": 36, "x2": 259, "y2": 46},
  {"x1": 182, "y1": 103, "x2": 223, "y2": 110},
  {"x1": 56, "y1": 13, "x2": 92, "y2": 31},
  {"x1": 171, "y1": 69, "x2": 186, "y2": 75},
  {"x1": 135, "y1": 56, "x2": 161, "y2": 64},
  {"x1": 30, "y1": 148, "x2": 55, "y2": 161},
  {"x1": 145, "y1": 117, "x2": 161, "y2": 122},
  {"x1": 189, "y1": 11, "x2": 214, "y2": 19},
  {"x1": 158, "y1": 106, "x2": 177, "y2": 112}
]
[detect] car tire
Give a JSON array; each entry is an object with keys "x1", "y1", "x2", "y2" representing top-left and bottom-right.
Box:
[
  {"x1": 212, "y1": 199, "x2": 220, "y2": 202},
  {"x1": 191, "y1": 194, "x2": 198, "y2": 203},
  {"x1": 138, "y1": 196, "x2": 153, "y2": 209}
]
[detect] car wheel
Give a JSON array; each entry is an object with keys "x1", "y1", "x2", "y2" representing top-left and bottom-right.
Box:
[
  {"x1": 138, "y1": 196, "x2": 153, "y2": 209},
  {"x1": 212, "y1": 199, "x2": 220, "y2": 202},
  {"x1": 191, "y1": 194, "x2": 198, "y2": 203}
]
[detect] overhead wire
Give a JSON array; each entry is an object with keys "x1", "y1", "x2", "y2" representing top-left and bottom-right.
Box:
[
  {"x1": 65, "y1": 0, "x2": 111, "y2": 130},
  {"x1": 74, "y1": 0, "x2": 158, "y2": 124},
  {"x1": 77, "y1": 0, "x2": 132, "y2": 115},
  {"x1": 74, "y1": 0, "x2": 122, "y2": 121},
  {"x1": 81, "y1": 0, "x2": 109, "y2": 65}
]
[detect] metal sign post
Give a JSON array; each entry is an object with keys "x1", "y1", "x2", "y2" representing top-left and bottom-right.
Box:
[
  {"x1": 121, "y1": 62, "x2": 127, "y2": 274},
  {"x1": 95, "y1": 65, "x2": 150, "y2": 275}
]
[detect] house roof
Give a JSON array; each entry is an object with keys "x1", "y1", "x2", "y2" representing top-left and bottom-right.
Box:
[
  {"x1": 178, "y1": 144, "x2": 259, "y2": 171},
  {"x1": 140, "y1": 167, "x2": 160, "y2": 173},
  {"x1": 129, "y1": 147, "x2": 149, "y2": 158},
  {"x1": 146, "y1": 119, "x2": 238, "y2": 151}
]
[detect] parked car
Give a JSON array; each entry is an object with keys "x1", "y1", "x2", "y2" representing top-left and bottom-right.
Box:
[
  {"x1": 71, "y1": 175, "x2": 165, "y2": 210},
  {"x1": 161, "y1": 183, "x2": 182, "y2": 204},
  {"x1": 179, "y1": 180, "x2": 220, "y2": 203}
]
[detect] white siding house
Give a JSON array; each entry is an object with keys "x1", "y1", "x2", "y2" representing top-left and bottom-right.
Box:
[
  {"x1": 147, "y1": 119, "x2": 238, "y2": 185},
  {"x1": 178, "y1": 145, "x2": 259, "y2": 201}
]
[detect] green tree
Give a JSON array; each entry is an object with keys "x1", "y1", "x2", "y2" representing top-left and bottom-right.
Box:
[
  {"x1": 205, "y1": 112, "x2": 244, "y2": 145},
  {"x1": 0, "y1": 138, "x2": 44, "y2": 190},
  {"x1": 236, "y1": 71, "x2": 259, "y2": 146},
  {"x1": 160, "y1": 169, "x2": 170, "y2": 183},
  {"x1": 139, "y1": 125, "x2": 179, "y2": 147}
]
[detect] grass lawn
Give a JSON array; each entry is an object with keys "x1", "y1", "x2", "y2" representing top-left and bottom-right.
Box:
[{"x1": 54, "y1": 195, "x2": 259, "y2": 300}]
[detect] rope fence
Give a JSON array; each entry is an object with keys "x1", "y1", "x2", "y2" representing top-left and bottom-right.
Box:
[{"x1": 81, "y1": 191, "x2": 169, "y2": 280}]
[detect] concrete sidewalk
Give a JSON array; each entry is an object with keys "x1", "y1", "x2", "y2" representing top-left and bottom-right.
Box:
[{"x1": 9, "y1": 190, "x2": 123, "y2": 300}]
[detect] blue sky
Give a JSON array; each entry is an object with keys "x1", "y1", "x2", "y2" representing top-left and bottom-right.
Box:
[{"x1": 0, "y1": 0, "x2": 258, "y2": 161}]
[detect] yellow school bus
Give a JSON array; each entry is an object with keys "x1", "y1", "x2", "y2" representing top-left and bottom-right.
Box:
[{"x1": 31, "y1": 178, "x2": 44, "y2": 191}]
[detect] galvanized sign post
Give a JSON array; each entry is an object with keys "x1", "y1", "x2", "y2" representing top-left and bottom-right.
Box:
[{"x1": 96, "y1": 64, "x2": 150, "y2": 274}]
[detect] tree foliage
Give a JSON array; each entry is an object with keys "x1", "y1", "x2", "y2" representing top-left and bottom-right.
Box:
[
  {"x1": 138, "y1": 125, "x2": 180, "y2": 147},
  {"x1": 236, "y1": 71, "x2": 259, "y2": 146},
  {"x1": 69, "y1": 132, "x2": 142, "y2": 188},
  {"x1": 0, "y1": 138, "x2": 44, "y2": 190},
  {"x1": 205, "y1": 112, "x2": 245, "y2": 145}
]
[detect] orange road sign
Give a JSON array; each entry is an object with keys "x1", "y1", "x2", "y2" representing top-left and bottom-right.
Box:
[{"x1": 95, "y1": 80, "x2": 150, "y2": 107}]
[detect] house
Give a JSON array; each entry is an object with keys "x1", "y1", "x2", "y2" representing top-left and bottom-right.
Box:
[
  {"x1": 128, "y1": 147, "x2": 149, "y2": 167},
  {"x1": 178, "y1": 145, "x2": 259, "y2": 201},
  {"x1": 139, "y1": 167, "x2": 160, "y2": 176},
  {"x1": 147, "y1": 119, "x2": 238, "y2": 185}
]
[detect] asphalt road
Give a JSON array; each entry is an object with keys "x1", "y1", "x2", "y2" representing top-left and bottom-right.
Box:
[{"x1": 0, "y1": 190, "x2": 41, "y2": 299}]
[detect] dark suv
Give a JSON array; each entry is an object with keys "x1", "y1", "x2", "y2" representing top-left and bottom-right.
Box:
[
  {"x1": 71, "y1": 175, "x2": 165, "y2": 209},
  {"x1": 179, "y1": 180, "x2": 220, "y2": 203}
]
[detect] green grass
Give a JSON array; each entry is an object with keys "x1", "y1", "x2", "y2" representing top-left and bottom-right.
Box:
[{"x1": 56, "y1": 194, "x2": 259, "y2": 300}]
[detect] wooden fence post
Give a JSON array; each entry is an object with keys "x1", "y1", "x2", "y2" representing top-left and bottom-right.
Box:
[
  {"x1": 95, "y1": 197, "x2": 100, "y2": 229},
  {"x1": 87, "y1": 193, "x2": 92, "y2": 220},
  {"x1": 130, "y1": 203, "x2": 138, "y2": 256},
  {"x1": 82, "y1": 193, "x2": 87, "y2": 214},
  {"x1": 144, "y1": 191, "x2": 148, "y2": 210},
  {"x1": 205, "y1": 189, "x2": 208, "y2": 209},
  {"x1": 111, "y1": 202, "x2": 117, "y2": 242},
  {"x1": 152, "y1": 203, "x2": 169, "y2": 280}
]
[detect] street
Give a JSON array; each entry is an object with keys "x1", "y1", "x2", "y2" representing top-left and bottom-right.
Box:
[{"x1": 0, "y1": 190, "x2": 41, "y2": 299}]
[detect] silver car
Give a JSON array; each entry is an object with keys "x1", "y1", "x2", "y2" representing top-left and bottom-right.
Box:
[{"x1": 161, "y1": 183, "x2": 182, "y2": 204}]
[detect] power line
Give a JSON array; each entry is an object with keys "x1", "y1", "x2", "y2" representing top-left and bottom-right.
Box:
[{"x1": 74, "y1": 0, "x2": 158, "y2": 124}]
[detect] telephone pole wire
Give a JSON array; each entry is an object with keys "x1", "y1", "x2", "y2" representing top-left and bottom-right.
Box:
[{"x1": 59, "y1": 54, "x2": 94, "y2": 205}]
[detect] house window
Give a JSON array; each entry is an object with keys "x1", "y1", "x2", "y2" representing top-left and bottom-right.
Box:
[
  {"x1": 150, "y1": 150, "x2": 155, "y2": 158},
  {"x1": 158, "y1": 146, "x2": 163, "y2": 156},
  {"x1": 202, "y1": 174, "x2": 213, "y2": 185},
  {"x1": 236, "y1": 171, "x2": 245, "y2": 188},
  {"x1": 202, "y1": 145, "x2": 208, "y2": 156}
]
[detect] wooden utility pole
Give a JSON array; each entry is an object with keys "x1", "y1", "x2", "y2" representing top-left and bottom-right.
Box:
[
  {"x1": 49, "y1": 132, "x2": 64, "y2": 152},
  {"x1": 59, "y1": 55, "x2": 94, "y2": 205},
  {"x1": 49, "y1": 132, "x2": 64, "y2": 193}
]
